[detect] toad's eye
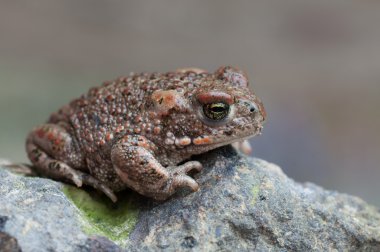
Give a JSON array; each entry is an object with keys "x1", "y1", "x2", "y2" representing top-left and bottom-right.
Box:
[{"x1": 203, "y1": 102, "x2": 230, "y2": 121}]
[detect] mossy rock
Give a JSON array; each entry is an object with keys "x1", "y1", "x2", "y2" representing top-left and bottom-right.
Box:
[
  {"x1": 1, "y1": 147, "x2": 379, "y2": 251},
  {"x1": 63, "y1": 185, "x2": 139, "y2": 247}
]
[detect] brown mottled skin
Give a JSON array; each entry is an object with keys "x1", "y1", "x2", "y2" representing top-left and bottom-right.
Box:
[{"x1": 26, "y1": 66, "x2": 266, "y2": 202}]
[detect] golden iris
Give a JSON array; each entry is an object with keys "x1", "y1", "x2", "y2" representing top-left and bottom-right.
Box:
[{"x1": 203, "y1": 102, "x2": 230, "y2": 121}]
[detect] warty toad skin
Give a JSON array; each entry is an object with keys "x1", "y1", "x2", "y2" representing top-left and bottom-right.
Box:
[{"x1": 26, "y1": 66, "x2": 266, "y2": 202}]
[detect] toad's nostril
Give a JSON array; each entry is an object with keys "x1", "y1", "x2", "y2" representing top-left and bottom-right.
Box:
[{"x1": 249, "y1": 102, "x2": 258, "y2": 113}]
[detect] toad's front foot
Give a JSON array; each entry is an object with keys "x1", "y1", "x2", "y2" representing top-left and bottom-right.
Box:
[
  {"x1": 159, "y1": 161, "x2": 203, "y2": 200},
  {"x1": 111, "y1": 136, "x2": 203, "y2": 201}
]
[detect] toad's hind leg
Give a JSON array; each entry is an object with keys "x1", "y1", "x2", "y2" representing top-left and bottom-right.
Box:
[{"x1": 26, "y1": 124, "x2": 117, "y2": 202}]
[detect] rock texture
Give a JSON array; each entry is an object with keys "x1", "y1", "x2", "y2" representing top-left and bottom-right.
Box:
[
  {"x1": 1, "y1": 147, "x2": 379, "y2": 252},
  {"x1": 0, "y1": 160, "x2": 106, "y2": 252}
]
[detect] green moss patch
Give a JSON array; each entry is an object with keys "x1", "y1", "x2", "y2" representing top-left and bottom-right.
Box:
[
  {"x1": 250, "y1": 184, "x2": 260, "y2": 206},
  {"x1": 63, "y1": 185, "x2": 140, "y2": 247}
]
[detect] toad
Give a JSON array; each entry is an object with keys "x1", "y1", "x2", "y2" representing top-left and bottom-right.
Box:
[{"x1": 26, "y1": 66, "x2": 266, "y2": 202}]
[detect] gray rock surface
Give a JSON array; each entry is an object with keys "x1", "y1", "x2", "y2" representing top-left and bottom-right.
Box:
[
  {"x1": 0, "y1": 160, "x2": 108, "y2": 252},
  {"x1": 1, "y1": 147, "x2": 379, "y2": 252}
]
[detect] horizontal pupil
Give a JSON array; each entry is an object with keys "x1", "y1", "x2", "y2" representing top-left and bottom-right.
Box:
[
  {"x1": 203, "y1": 102, "x2": 230, "y2": 121},
  {"x1": 211, "y1": 106, "x2": 225, "y2": 112}
]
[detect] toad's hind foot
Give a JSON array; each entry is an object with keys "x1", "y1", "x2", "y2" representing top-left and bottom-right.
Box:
[
  {"x1": 26, "y1": 124, "x2": 117, "y2": 202},
  {"x1": 28, "y1": 149, "x2": 117, "y2": 202},
  {"x1": 76, "y1": 171, "x2": 118, "y2": 202},
  {"x1": 28, "y1": 149, "x2": 118, "y2": 202},
  {"x1": 3, "y1": 163, "x2": 36, "y2": 176}
]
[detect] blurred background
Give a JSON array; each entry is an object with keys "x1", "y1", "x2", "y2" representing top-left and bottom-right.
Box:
[{"x1": 0, "y1": 1, "x2": 379, "y2": 206}]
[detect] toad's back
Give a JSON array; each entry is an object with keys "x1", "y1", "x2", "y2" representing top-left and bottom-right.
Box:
[{"x1": 48, "y1": 71, "x2": 210, "y2": 157}]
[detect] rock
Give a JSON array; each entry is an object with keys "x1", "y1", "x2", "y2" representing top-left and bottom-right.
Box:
[
  {"x1": 0, "y1": 232, "x2": 21, "y2": 252},
  {"x1": 0, "y1": 146, "x2": 379, "y2": 251},
  {"x1": 0, "y1": 159, "x2": 138, "y2": 252}
]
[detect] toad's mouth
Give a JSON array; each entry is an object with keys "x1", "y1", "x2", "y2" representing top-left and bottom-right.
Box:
[
  {"x1": 215, "y1": 135, "x2": 253, "y2": 146},
  {"x1": 209, "y1": 123, "x2": 263, "y2": 146},
  {"x1": 183, "y1": 124, "x2": 262, "y2": 155},
  {"x1": 207, "y1": 132, "x2": 257, "y2": 149}
]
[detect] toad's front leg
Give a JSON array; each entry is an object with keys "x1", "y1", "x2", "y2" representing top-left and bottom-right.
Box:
[{"x1": 111, "y1": 135, "x2": 203, "y2": 200}]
